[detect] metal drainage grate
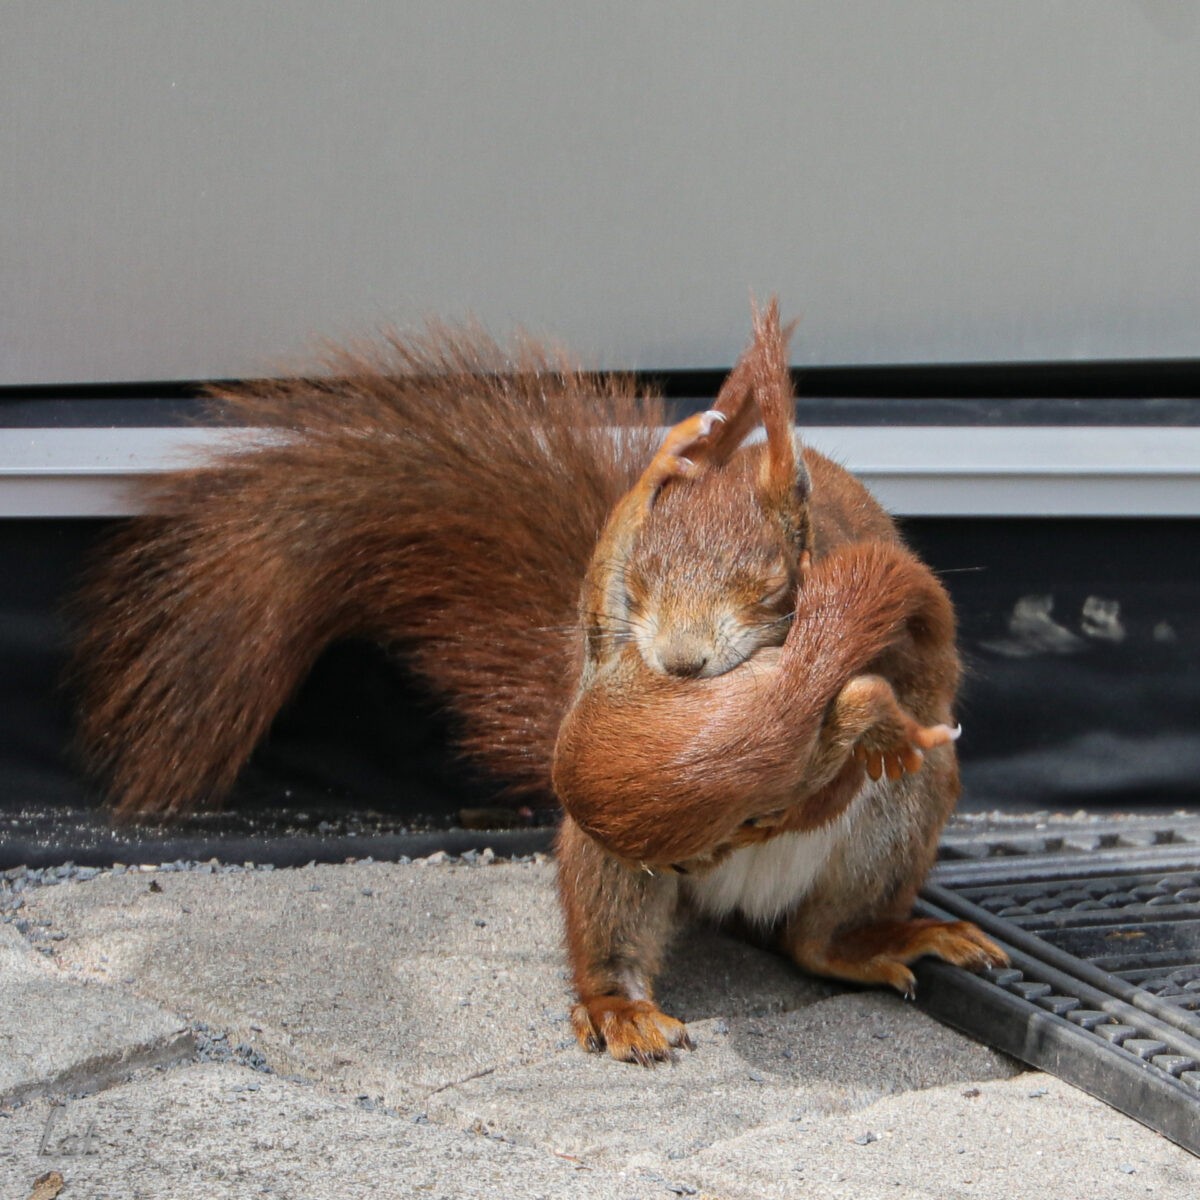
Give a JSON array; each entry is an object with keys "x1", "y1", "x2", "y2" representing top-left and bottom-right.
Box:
[{"x1": 917, "y1": 814, "x2": 1200, "y2": 1157}]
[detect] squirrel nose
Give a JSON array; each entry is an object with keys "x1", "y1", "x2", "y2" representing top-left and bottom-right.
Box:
[{"x1": 654, "y1": 636, "x2": 712, "y2": 678}]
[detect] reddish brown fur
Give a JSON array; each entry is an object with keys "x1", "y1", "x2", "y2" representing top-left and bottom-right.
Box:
[
  {"x1": 70, "y1": 324, "x2": 667, "y2": 816},
  {"x1": 553, "y1": 538, "x2": 958, "y2": 865},
  {"x1": 553, "y1": 301, "x2": 955, "y2": 867}
]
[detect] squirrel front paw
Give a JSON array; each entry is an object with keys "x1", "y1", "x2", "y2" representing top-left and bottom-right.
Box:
[
  {"x1": 571, "y1": 996, "x2": 695, "y2": 1065},
  {"x1": 833, "y1": 674, "x2": 960, "y2": 783},
  {"x1": 853, "y1": 717, "x2": 961, "y2": 782}
]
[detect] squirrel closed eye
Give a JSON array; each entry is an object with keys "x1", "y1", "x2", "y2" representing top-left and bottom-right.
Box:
[
  {"x1": 625, "y1": 544, "x2": 796, "y2": 679},
  {"x1": 604, "y1": 433, "x2": 808, "y2": 680}
]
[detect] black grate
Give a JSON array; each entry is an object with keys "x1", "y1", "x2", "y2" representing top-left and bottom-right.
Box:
[{"x1": 918, "y1": 815, "x2": 1200, "y2": 1156}]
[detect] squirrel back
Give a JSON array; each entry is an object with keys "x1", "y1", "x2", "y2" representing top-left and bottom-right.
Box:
[{"x1": 71, "y1": 324, "x2": 667, "y2": 816}]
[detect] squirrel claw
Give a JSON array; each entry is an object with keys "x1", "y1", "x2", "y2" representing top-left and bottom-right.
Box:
[
  {"x1": 571, "y1": 996, "x2": 693, "y2": 1065},
  {"x1": 639, "y1": 408, "x2": 739, "y2": 502},
  {"x1": 913, "y1": 722, "x2": 961, "y2": 750},
  {"x1": 852, "y1": 710, "x2": 960, "y2": 784},
  {"x1": 786, "y1": 918, "x2": 1009, "y2": 998}
]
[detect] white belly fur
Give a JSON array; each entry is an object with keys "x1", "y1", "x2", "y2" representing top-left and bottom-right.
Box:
[{"x1": 682, "y1": 784, "x2": 869, "y2": 926}]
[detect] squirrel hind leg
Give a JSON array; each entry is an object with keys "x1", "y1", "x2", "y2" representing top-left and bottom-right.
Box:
[
  {"x1": 571, "y1": 996, "x2": 695, "y2": 1065},
  {"x1": 784, "y1": 918, "x2": 1009, "y2": 1001}
]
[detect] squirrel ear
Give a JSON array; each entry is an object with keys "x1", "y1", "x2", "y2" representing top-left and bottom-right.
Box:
[
  {"x1": 699, "y1": 298, "x2": 800, "y2": 471},
  {"x1": 749, "y1": 299, "x2": 811, "y2": 557},
  {"x1": 749, "y1": 298, "x2": 801, "y2": 508}
]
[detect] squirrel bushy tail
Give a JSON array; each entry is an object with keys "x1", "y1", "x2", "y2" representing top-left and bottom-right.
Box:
[{"x1": 70, "y1": 324, "x2": 667, "y2": 816}]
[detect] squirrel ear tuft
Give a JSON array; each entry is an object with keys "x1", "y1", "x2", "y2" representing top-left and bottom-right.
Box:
[
  {"x1": 702, "y1": 296, "x2": 796, "y2": 467},
  {"x1": 749, "y1": 299, "x2": 811, "y2": 557},
  {"x1": 749, "y1": 298, "x2": 799, "y2": 508},
  {"x1": 696, "y1": 300, "x2": 806, "y2": 523}
]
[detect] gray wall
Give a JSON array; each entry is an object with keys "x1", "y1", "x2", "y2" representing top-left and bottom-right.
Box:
[{"x1": 4, "y1": 2, "x2": 1200, "y2": 384}]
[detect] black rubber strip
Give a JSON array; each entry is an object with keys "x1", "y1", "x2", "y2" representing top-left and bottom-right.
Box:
[{"x1": 0, "y1": 820, "x2": 555, "y2": 871}]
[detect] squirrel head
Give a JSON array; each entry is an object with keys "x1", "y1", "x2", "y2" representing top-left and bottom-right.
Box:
[
  {"x1": 604, "y1": 300, "x2": 811, "y2": 680},
  {"x1": 623, "y1": 450, "x2": 804, "y2": 677}
]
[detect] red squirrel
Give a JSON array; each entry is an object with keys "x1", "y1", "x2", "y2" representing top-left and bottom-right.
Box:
[
  {"x1": 71, "y1": 307, "x2": 1004, "y2": 1065},
  {"x1": 552, "y1": 303, "x2": 1004, "y2": 1062}
]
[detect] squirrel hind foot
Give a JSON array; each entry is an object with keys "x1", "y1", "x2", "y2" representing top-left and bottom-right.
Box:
[
  {"x1": 571, "y1": 996, "x2": 695, "y2": 1065},
  {"x1": 637, "y1": 406, "x2": 744, "y2": 505},
  {"x1": 786, "y1": 918, "x2": 1009, "y2": 1000}
]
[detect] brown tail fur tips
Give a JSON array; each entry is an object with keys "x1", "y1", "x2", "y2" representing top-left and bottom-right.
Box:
[{"x1": 70, "y1": 324, "x2": 666, "y2": 816}]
